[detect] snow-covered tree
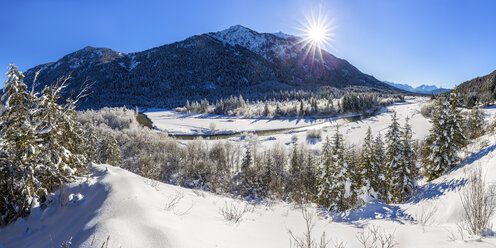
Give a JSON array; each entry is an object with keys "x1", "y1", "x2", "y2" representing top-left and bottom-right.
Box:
[
  {"x1": 466, "y1": 105, "x2": 485, "y2": 139},
  {"x1": 0, "y1": 65, "x2": 94, "y2": 225},
  {"x1": 372, "y1": 133, "x2": 388, "y2": 200},
  {"x1": 0, "y1": 64, "x2": 40, "y2": 225},
  {"x1": 384, "y1": 111, "x2": 402, "y2": 202},
  {"x1": 424, "y1": 91, "x2": 466, "y2": 181},
  {"x1": 316, "y1": 136, "x2": 333, "y2": 207},
  {"x1": 98, "y1": 133, "x2": 122, "y2": 166},
  {"x1": 390, "y1": 117, "x2": 418, "y2": 202},
  {"x1": 359, "y1": 127, "x2": 384, "y2": 202},
  {"x1": 327, "y1": 126, "x2": 352, "y2": 211}
]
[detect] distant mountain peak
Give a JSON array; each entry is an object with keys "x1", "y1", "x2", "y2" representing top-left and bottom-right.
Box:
[{"x1": 384, "y1": 81, "x2": 450, "y2": 94}]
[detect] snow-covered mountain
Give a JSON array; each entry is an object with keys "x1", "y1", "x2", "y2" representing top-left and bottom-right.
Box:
[
  {"x1": 455, "y1": 69, "x2": 496, "y2": 105},
  {"x1": 23, "y1": 25, "x2": 405, "y2": 109},
  {"x1": 384, "y1": 81, "x2": 450, "y2": 94}
]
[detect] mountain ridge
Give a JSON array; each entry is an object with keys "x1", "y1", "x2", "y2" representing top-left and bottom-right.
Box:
[
  {"x1": 384, "y1": 81, "x2": 450, "y2": 94},
  {"x1": 24, "y1": 25, "x2": 406, "y2": 109}
]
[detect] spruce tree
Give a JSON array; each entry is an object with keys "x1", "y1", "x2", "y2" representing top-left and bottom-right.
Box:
[
  {"x1": 359, "y1": 127, "x2": 383, "y2": 201},
  {"x1": 448, "y1": 90, "x2": 466, "y2": 148},
  {"x1": 316, "y1": 136, "x2": 333, "y2": 208},
  {"x1": 390, "y1": 117, "x2": 418, "y2": 202},
  {"x1": 288, "y1": 143, "x2": 305, "y2": 203},
  {"x1": 425, "y1": 91, "x2": 466, "y2": 181},
  {"x1": 372, "y1": 133, "x2": 387, "y2": 200},
  {"x1": 0, "y1": 65, "x2": 93, "y2": 225},
  {"x1": 466, "y1": 105, "x2": 485, "y2": 139},
  {"x1": 384, "y1": 111, "x2": 402, "y2": 202},
  {"x1": 0, "y1": 64, "x2": 40, "y2": 225},
  {"x1": 98, "y1": 133, "x2": 122, "y2": 166},
  {"x1": 345, "y1": 146, "x2": 361, "y2": 208},
  {"x1": 327, "y1": 126, "x2": 351, "y2": 211}
]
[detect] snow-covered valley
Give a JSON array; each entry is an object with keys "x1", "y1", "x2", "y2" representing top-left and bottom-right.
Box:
[
  {"x1": 147, "y1": 98, "x2": 452, "y2": 149},
  {"x1": 2, "y1": 97, "x2": 496, "y2": 247}
]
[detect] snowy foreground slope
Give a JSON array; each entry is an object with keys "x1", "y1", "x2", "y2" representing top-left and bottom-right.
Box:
[{"x1": 3, "y1": 131, "x2": 496, "y2": 247}]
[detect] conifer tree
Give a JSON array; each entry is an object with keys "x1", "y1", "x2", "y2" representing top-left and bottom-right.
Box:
[
  {"x1": 0, "y1": 65, "x2": 94, "y2": 225},
  {"x1": 384, "y1": 111, "x2": 402, "y2": 202},
  {"x1": 345, "y1": 146, "x2": 361, "y2": 208},
  {"x1": 98, "y1": 133, "x2": 122, "y2": 166},
  {"x1": 316, "y1": 136, "x2": 333, "y2": 208},
  {"x1": 466, "y1": 105, "x2": 485, "y2": 139},
  {"x1": 372, "y1": 133, "x2": 387, "y2": 200},
  {"x1": 390, "y1": 117, "x2": 418, "y2": 202},
  {"x1": 424, "y1": 91, "x2": 466, "y2": 181},
  {"x1": 359, "y1": 127, "x2": 382, "y2": 201},
  {"x1": 327, "y1": 126, "x2": 351, "y2": 211},
  {"x1": 288, "y1": 143, "x2": 306, "y2": 203},
  {"x1": 0, "y1": 64, "x2": 40, "y2": 225},
  {"x1": 448, "y1": 89, "x2": 466, "y2": 148}
]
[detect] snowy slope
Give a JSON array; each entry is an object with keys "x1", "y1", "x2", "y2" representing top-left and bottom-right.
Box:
[
  {"x1": 3, "y1": 130, "x2": 496, "y2": 247},
  {"x1": 3, "y1": 98, "x2": 496, "y2": 247}
]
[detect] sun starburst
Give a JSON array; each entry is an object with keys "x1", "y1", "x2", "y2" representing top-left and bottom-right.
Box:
[{"x1": 296, "y1": 8, "x2": 335, "y2": 62}]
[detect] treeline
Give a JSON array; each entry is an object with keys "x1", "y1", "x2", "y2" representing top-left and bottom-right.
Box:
[
  {"x1": 0, "y1": 65, "x2": 121, "y2": 226},
  {"x1": 455, "y1": 70, "x2": 496, "y2": 108},
  {"x1": 80, "y1": 90, "x2": 485, "y2": 213},
  {"x1": 1, "y1": 64, "x2": 486, "y2": 226},
  {"x1": 176, "y1": 93, "x2": 404, "y2": 117}
]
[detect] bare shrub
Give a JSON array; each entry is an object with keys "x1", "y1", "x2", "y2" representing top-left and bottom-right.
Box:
[
  {"x1": 413, "y1": 203, "x2": 437, "y2": 227},
  {"x1": 288, "y1": 206, "x2": 331, "y2": 248},
  {"x1": 143, "y1": 178, "x2": 160, "y2": 191},
  {"x1": 459, "y1": 169, "x2": 496, "y2": 236},
  {"x1": 356, "y1": 225, "x2": 398, "y2": 248},
  {"x1": 447, "y1": 223, "x2": 466, "y2": 241},
  {"x1": 219, "y1": 201, "x2": 251, "y2": 224},
  {"x1": 164, "y1": 190, "x2": 185, "y2": 211},
  {"x1": 173, "y1": 201, "x2": 194, "y2": 216},
  {"x1": 58, "y1": 235, "x2": 110, "y2": 248},
  {"x1": 306, "y1": 129, "x2": 322, "y2": 139},
  {"x1": 192, "y1": 189, "x2": 206, "y2": 197},
  {"x1": 420, "y1": 102, "x2": 435, "y2": 118},
  {"x1": 60, "y1": 237, "x2": 72, "y2": 248}
]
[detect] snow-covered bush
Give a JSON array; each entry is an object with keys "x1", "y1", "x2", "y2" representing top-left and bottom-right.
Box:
[
  {"x1": 219, "y1": 201, "x2": 251, "y2": 224},
  {"x1": 306, "y1": 129, "x2": 322, "y2": 140},
  {"x1": 0, "y1": 64, "x2": 95, "y2": 226},
  {"x1": 460, "y1": 169, "x2": 496, "y2": 236},
  {"x1": 356, "y1": 225, "x2": 398, "y2": 248},
  {"x1": 288, "y1": 207, "x2": 332, "y2": 248},
  {"x1": 420, "y1": 101, "x2": 435, "y2": 118}
]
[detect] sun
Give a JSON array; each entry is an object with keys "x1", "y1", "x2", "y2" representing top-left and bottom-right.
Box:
[
  {"x1": 296, "y1": 8, "x2": 335, "y2": 61},
  {"x1": 307, "y1": 25, "x2": 327, "y2": 47}
]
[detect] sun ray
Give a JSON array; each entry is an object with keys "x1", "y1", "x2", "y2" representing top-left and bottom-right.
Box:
[{"x1": 294, "y1": 8, "x2": 335, "y2": 63}]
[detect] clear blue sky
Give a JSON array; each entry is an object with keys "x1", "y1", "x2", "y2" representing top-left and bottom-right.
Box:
[{"x1": 1, "y1": 0, "x2": 495, "y2": 88}]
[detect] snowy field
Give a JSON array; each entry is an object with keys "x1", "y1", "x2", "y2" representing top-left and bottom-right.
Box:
[
  {"x1": 3, "y1": 131, "x2": 496, "y2": 247},
  {"x1": 146, "y1": 110, "x2": 334, "y2": 135},
  {"x1": 147, "y1": 97, "x2": 496, "y2": 151},
  {"x1": 147, "y1": 98, "x2": 426, "y2": 148}
]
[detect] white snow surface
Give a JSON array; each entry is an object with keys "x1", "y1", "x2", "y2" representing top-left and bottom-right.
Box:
[
  {"x1": 3, "y1": 130, "x2": 496, "y2": 247},
  {"x1": 3, "y1": 97, "x2": 496, "y2": 247},
  {"x1": 147, "y1": 98, "x2": 439, "y2": 149}
]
